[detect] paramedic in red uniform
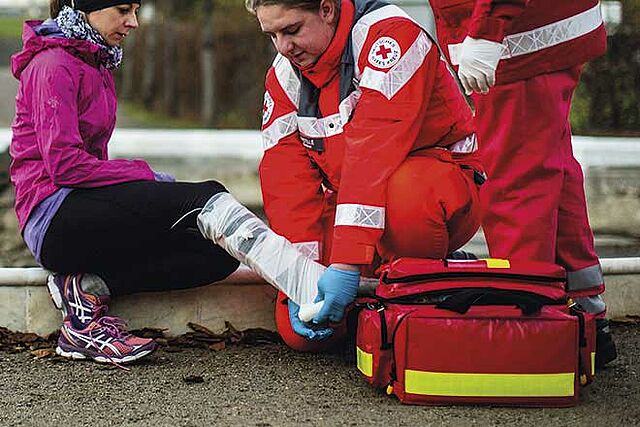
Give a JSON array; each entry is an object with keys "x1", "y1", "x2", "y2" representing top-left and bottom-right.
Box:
[
  {"x1": 429, "y1": 0, "x2": 616, "y2": 366},
  {"x1": 247, "y1": 0, "x2": 485, "y2": 350}
]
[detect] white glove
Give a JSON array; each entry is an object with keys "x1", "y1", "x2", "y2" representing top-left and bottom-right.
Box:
[{"x1": 457, "y1": 36, "x2": 505, "y2": 95}]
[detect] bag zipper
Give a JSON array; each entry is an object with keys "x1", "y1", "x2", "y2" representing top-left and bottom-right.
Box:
[{"x1": 382, "y1": 271, "x2": 564, "y2": 285}]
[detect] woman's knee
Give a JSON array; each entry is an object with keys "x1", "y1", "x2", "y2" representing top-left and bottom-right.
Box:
[
  {"x1": 200, "y1": 180, "x2": 228, "y2": 196},
  {"x1": 192, "y1": 180, "x2": 229, "y2": 207}
]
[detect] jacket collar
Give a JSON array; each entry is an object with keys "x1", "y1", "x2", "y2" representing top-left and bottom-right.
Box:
[
  {"x1": 300, "y1": 0, "x2": 355, "y2": 88},
  {"x1": 11, "y1": 20, "x2": 104, "y2": 79}
]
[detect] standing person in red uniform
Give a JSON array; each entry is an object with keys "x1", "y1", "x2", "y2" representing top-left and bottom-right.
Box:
[
  {"x1": 429, "y1": 0, "x2": 616, "y2": 367},
  {"x1": 247, "y1": 0, "x2": 485, "y2": 350}
]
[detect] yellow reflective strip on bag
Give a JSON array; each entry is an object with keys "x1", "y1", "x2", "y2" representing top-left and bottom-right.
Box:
[
  {"x1": 483, "y1": 258, "x2": 511, "y2": 269},
  {"x1": 357, "y1": 347, "x2": 373, "y2": 377},
  {"x1": 591, "y1": 352, "x2": 596, "y2": 376},
  {"x1": 405, "y1": 370, "x2": 575, "y2": 397}
]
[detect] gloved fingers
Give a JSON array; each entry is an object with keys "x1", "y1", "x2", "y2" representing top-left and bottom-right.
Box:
[
  {"x1": 458, "y1": 72, "x2": 474, "y2": 96},
  {"x1": 476, "y1": 75, "x2": 489, "y2": 94},
  {"x1": 289, "y1": 300, "x2": 334, "y2": 340},
  {"x1": 292, "y1": 319, "x2": 333, "y2": 341},
  {"x1": 309, "y1": 327, "x2": 334, "y2": 341},
  {"x1": 328, "y1": 310, "x2": 346, "y2": 323},
  {"x1": 467, "y1": 73, "x2": 485, "y2": 94},
  {"x1": 486, "y1": 69, "x2": 496, "y2": 88},
  {"x1": 312, "y1": 296, "x2": 341, "y2": 324}
]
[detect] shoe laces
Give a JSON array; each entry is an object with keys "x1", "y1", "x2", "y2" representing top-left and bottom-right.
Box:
[
  {"x1": 87, "y1": 316, "x2": 133, "y2": 371},
  {"x1": 95, "y1": 316, "x2": 130, "y2": 339}
]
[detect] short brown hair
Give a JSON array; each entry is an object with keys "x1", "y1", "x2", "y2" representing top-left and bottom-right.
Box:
[{"x1": 245, "y1": 0, "x2": 323, "y2": 15}]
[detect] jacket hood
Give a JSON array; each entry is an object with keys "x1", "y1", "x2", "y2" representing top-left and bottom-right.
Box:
[{"x1": 11, "y1": 20, "x2": 102, "y2": 79}]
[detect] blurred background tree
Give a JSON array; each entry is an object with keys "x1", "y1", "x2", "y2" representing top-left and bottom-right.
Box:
[
  {"x1": 116, "y1": 0, "x2": 274, "y2": 129},
  {"x1": 0, "y1": 0, "x2": 637, "y2": 133},
  {"x1": 572, "y1": 0, "x2": 640, "y2": 135}
]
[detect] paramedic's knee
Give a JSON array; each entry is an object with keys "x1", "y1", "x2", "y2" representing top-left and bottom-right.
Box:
[{"x1": 274, "y1": 292, "x2": 346, "y2": 352}]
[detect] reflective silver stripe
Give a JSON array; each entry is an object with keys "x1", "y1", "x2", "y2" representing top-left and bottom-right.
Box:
[
  {"x1": 449, "y1": 3, "x2": 604, "y2": 65},
  {"x1": 297, "y1": 91, "x2": 361, "y2": 139},
  {"x1": 335, "y1": 204, "x2": 385, "y2": 229},
  {"x1": 292, "y1": 241, "x2": 320, "y2": 261},
  {"x1": 262, "y1": 112, "x2": 298, "y2": 151},
  {"x1": 447, "y1": 134, "x2": 477, "y2": 153},
  {"x1": 273, "y1": 54, "x2": 300, "y2": 108},
  {"x1": 351, "y1": 5, "x2": 416, "y2": 78},
  {"x1": 573, "y1": 296, "x2": 606, "y2": 314},
  {"x1": 359, "y1": 32, "x2": 432, "y2": 100},
  {"x1": 567, "y1": 263, "x2": 604, "y2": 291},
  {"x1": 338, "y1": 89, "x2": 361, "y2": 124},
  {"x1": 298, "y1": 114, "x2": 343, "y2": 138}
]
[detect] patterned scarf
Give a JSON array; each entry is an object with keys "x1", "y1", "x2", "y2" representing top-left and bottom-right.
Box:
[{"x1": 55, "y1": 5, "x2": 123, "y2": 69}]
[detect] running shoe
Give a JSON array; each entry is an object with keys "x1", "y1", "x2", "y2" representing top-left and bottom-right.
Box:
[
  {"x1": 47, "y1": 274, "x2": 109, "y2": 327},
  {"x1": 56, "y1": 316, "x2": 157, "y2": 364}
]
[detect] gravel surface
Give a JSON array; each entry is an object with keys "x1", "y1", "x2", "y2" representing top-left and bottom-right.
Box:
[{"x1": 0, "y1": 324, "x2": 638, "y2": 427}]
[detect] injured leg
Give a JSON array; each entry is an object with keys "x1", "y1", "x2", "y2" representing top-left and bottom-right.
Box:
[{"x1": 197, "y1": 192, "x2": 326, "y2": 309}]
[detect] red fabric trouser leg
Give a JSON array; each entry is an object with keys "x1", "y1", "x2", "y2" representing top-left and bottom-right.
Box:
[
  {"x1": 275, "y1": 149, "x2": 481, "y2": 351},
  {"x1": 473, "y1": 67, "x2": 604, "y2": 308},
  {"x1": 378, "y1": 149, "x2": 481, "y2": 260}
]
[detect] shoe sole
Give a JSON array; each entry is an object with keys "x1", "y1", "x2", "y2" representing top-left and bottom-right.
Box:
[{"x1": 56, "y1": 345, "x2": 157, "y2": 364}]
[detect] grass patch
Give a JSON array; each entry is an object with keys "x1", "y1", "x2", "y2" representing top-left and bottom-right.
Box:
[
  {"x1": 118, "y1": 101, "x2": 204, "y2": 129},
  {"x1": 0, "y1": 16, "x2": 25, "y2": 39}
]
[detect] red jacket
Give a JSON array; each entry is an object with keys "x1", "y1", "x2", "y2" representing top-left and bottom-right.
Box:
[
  {"x1": 430, "y1": 0, "x2": 607, "y2": 84},
  {"x1": 259, "y1": 0, "x2": 475, "y2": 265}
]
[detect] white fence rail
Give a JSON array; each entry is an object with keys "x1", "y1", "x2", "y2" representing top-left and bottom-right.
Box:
[{"x1": 2, "y1": 129, "x2": 640, "y2": 169}]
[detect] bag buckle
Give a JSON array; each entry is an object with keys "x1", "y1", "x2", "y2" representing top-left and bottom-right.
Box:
[{"x1": 367, "y1": 302, "x2": 385, "y2": 312}]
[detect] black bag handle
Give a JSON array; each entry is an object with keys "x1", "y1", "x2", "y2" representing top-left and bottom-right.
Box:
[{"x1": 435, "y1": 288, "x2": 547, "y2": 315}]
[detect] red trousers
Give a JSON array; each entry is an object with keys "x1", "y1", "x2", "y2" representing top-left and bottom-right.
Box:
[
  {"x1": 473, "y1": 67, "x2": 604, "y2": 301},
  {"x1": 276, "y1": 149, "x2": 481, "y2": 351}
]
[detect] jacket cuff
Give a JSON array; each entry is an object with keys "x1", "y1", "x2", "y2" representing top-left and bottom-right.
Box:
[
  {"x1": 329, "y1": 241, "x2": 376, "y2": 265},
  {"x1": 468, "y1": 16, "x2": 507, "y2": 42}
]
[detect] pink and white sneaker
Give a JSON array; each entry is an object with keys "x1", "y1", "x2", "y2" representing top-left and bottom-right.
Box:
[
  {"x1": 56, "y1": 316, "x2": 157, "y2": 364},
  {"x1": 47, "y1": 273, "x2": 109, "y2": 326}
]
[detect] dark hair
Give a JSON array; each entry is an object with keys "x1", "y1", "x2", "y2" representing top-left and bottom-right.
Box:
[
  {"x1": 49, "y1": 0, "x2": 73, "y2": 18},
  {"x1": 245, "y1": 0, "x2": 333, "y2": 15}
]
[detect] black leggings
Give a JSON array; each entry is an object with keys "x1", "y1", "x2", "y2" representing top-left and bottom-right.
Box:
[{"x1": 40, "y1": 180, "x2": 240, "y2": 296}]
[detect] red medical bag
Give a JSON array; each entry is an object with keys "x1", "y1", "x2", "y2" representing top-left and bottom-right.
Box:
[{"x1": 355, "y1": 258, "x2": 596, "y2": 407}]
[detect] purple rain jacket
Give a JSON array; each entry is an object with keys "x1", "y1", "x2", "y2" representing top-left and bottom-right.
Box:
[{"x1": 10, "y1": 20, "x2": 154, "y2": 230}]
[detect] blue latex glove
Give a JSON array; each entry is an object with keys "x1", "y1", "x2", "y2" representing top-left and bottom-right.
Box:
[
  {"x1": 313, "y1": 266, "x2": 360, "y2": 324},
  {"x1": 288, "y1": 300, "x2": 334, "y2": 341},
  {"x1": 153, "y1": 170, "x2": 176, "y2": 182}
]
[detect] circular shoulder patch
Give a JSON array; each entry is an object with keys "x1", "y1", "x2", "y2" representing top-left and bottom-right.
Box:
[
  {"x1": 367, "y1": 37, "x2": 402, "y2": 69},
  {"x1": 262, "y1": 91, "x2": 274, "y2": 125}
]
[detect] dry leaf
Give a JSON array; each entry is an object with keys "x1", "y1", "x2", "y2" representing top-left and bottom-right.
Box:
[
  {"x1": 208, "y1": 342, "x2": 226, "y2": 351},
  {"x1": 30, "y1": 348, "x2": 55, "y2": 359}
]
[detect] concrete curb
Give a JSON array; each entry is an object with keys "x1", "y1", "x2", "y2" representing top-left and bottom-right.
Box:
[
  {"x1": 0, "y1": 266, "x2": 276, "y2": 336},
  {"x1": 1, "y1": 259, "x2": 639, "y2": 336}
]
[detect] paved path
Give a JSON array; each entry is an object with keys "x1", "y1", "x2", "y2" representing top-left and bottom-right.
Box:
[{"x1": 0, "y1": 324, "x2": 638, "y2": 426}]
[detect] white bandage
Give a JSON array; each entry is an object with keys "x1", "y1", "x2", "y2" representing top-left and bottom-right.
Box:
[{"x1": 197, "y1": 192, "x2": 325, "y2": 306}]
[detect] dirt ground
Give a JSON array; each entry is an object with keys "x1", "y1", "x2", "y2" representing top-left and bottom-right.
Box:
[{"x1": 0, "y1": 323, "x2": 638, "y2": 427}]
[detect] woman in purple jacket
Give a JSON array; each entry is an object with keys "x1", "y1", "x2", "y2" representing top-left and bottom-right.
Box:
[{"x1": 10, "y1": 0, "x2": 240, "y2": 364}]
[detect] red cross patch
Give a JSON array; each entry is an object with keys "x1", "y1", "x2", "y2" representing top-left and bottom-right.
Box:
[
  {"x1": 367, "y1": 37, "x2": 401, "y2": 69},
  {"x1": 262, "y1": 91, "x2": 274, "y2": 125}
]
